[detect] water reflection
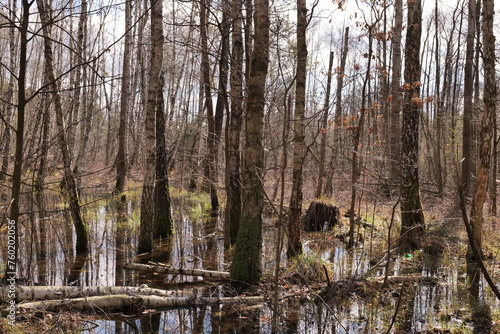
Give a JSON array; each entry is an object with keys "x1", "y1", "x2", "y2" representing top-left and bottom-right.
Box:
[{"x1": 7, "y1": 195, "x2": 500, "y2": 333}]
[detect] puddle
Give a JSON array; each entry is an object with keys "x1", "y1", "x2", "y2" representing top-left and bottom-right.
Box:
[{"x1": 2, "y1": 194, "x2": 499, "y2": 333}]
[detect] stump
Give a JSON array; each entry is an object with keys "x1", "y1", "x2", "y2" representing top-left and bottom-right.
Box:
[{"x1": 301, "y1": 201, "x2": 341, "y2": 231}]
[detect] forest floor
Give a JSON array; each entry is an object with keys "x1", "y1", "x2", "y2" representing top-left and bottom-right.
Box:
[{"x1": 1, "y1": 167, "x2": 500, "y2": 333}]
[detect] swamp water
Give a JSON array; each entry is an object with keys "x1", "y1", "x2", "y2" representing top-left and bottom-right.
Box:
[{"x1": 4, "y1": 194, "x2": 500, "y2": 333}]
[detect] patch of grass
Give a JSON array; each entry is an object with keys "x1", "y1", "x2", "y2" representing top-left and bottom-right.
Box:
[{"x1": 284, "y1": 253, "x2": 333, "y2": 284}]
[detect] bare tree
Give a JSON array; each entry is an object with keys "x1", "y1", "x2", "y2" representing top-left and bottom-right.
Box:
[
  {"x1": 287, "y1": 0, "x2": 308, "y2": 258},
  {"x1": 466, "y1": 0, "x2": 495, "y2": 300},
  {"x1": 399, "y1": 0, "x2": 425, "y2": 252},
  {"x1": 37, "y1": 0, "x2": 88, "y2": 254},
  {"x1": 224, "y1": 0, "x2": 244, "y2": 247},
  {"x1": 115, "y1": 0, "x2": 132, "y2": 193},
  {"x1": 230, "y1": 0, "x2": 270, "y2": 286}
]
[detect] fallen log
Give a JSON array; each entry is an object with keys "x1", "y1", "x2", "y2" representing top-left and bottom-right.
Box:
[
  {"x1": 18, "y1": 294, "x2": 265, "y2": 312},
  {"x1": 369, "y1": 275, "x2": 439, "y2": 285},
  {"x1": 124, "y1": 263, "x2": 230, "y2": 280},
  {"x1": 0, "y1": 285, "x2": 174, "y2": 302}
]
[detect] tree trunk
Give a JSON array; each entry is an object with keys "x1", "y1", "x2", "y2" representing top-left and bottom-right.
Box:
[
  {"x1": 390, "y1": 0, "x2": 402, "y2": 180},
  {"x1": 0, "y1": 0, "x2": 16, "y2": 182},
  {"x1": 399, "y1": 0, "x2": 425, "y2": 252},
  {"x1": 224, "y1": 0, "x2": 244, "y2": 247},
  {"x1": 5, "y1": 0, "x2": 29, "y2": 284},
  {"x1": 37, "y1": 0, "x2": 88, "y2": 254},
  {"x1": 18, "y1": 294, "x2": 265, "y2": 312},
  {"x1": 287, "y1": 0, "x2": 307, "y2": 258},
  {"x1": 115, "y1": 0, "x2": 132, "y2": 193},
  {"x1": 230, "y1": 0, "x2": 269, "y2": 286},
  {"x1": 467, "y1": 0, "x2": 495, "y2": 301},
  {"x1": 326, "y1": 27, "x2": 349, "y2": 197},
  {"x1": 154, "y1": 73, "x2": 174, "y2": 239},
  {"x1": 461, "y1": 0, "x2": 477, "y2": 196},
  {"x1": 138, "y1": 0, "x2": 165, "y2": 254},
  {"x1": 125, "y1": 263, "x2": 230, "y2": 279},
  {"x1": 433, "y1": 0, "x2": 444, "y2": 197},
  {"x1": 200, "y1": 0, "x2": 219, "y2": 214},
  {"x1": 316, "y1": 51, "x2": 334, "y2": 199},
  {"x1": 348, "y1": 24, "x2": 374, "y2": 248}
]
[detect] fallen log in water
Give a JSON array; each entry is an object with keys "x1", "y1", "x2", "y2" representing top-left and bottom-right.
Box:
[
  {"x1": 0, "y1": 285, "x2": 175, "y2": 302},
  {"x1": 17, "y1": 294, "x2": 265, "y2": 312},
  {"x1": 124, "y1": 263, "x2": 231, "y2": 280},
  {"x1": 369, "y1": 275, "x2": 439, "y2": 285}
]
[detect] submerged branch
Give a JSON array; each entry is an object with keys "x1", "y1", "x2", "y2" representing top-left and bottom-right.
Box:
[{"x1": 124, "y1": 262, "x2": 231, "y2": 280}]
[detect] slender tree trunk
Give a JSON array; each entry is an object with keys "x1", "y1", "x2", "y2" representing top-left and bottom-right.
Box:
[
  {"x1": 316, "y1": 51, "x2": 334, "y2": 199},
  {"x1": 37, "y1": 0, "x2": 88, "y2": 254},
  {"x1": 433, "y1": 1, "x2": 444, "y2": 197},
  {"x1": 5, "y1": 0, "x2": 30, "y2": 284},
  {"x1": 224, "y1": 0, "x2": 244, "y2": 247},
  {"x1": 200, "y1": 0, "x2": 219, "y2": 214},
  {"x1": 390, "y1": 0, "x2": 403, "y2": 180},
  {"x1": 467, "y1": 0, "x2": 495, "y2": 301},
  {"x1": 115, "y1": 0, "x2": 132, "y2": 193},
  {"x1": 348, "y1": 24, "x2": 374, "y2": 248},
  {"x1": 399, "y1": 0, "x2": 425, "y2": 252},
  {"x1": 461, "y1": 0, "x2": 476, "y2": 196},
  {"x1": 325, "y1": 27, "x2": 349, "y2": 197},
  {"x1": 287, "y1": 0, "x2": 307, "y2": 258},
  {"x1": 138, "y1": 0, "x2": 165, "y2": 254},
  {"x1": 230, "y1": 0, "x2": 269, "y2": 286},
  {"x1": 0, "y1": 0, "x2": 16, "y2": 181}
]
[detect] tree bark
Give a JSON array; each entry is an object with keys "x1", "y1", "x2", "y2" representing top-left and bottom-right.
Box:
[
  {"x1": 37, "y1": 0, "x2": 88, "y2": 254},
  {"x1": 230, "y1": 0, "x2": 269, "y2": 286},
  {"x1": 390, "y1": 0, "x2": 402, "y2": 180},
  {"x1": 138, "y1": 0, "x2": 165, "y2": 254},
  {"x1": 224, "y1": 0, "x2": 244, "y2": 247},
  {"x1": 200, "y1": 0, "x2": 219, "y2": 214},
  {"x1": 154, "y1": 73, "x2": 174, "y2": 239},
  {"x1": 399, "y1": 0, "x2": 425, "y2": 252},
  {"x1": 125, "y1": 263, "x2": 230, "y2": 279},
  {"x1": 17, "y1": 294, "x2": 264, "y2": 312},
  {"x1": 466, "y1": 0, "x2": 495, "y2": 301},
  {"x1": 287, "y1": 0, "x2": 307, "y2": 258},
  {"x1": 5, "y1": 0, "x2": 29, "y2": 284},
  {"x1": 115, "y1": 0, "x2": 132, "y2": 193},
  {"x1": 325, "y1": 27, "x2": 349, "y2": 197},
  {"x1": 461, "y1": 0, "x2": 477, "y2": 196},
  {"x1": 315, "y1": 51, "x2": 334, "y2": 199}
]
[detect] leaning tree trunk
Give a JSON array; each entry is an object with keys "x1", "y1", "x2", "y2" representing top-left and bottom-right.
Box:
[
  {"x1": 287, "y1": 0, "x2": 307, "y2": 258},
  {"x1": 230, "y1": 0, "x2": 269, "y2": 286},
  {"x1": 138, "y1": 0, "x2": 165, "y2": 254},
  {"x1": 467, "y1": 0, "x2": 495, "y2": 301},
  {"x1": 37, "y1": 0, "x2": 88, "y2": 254},
  {"x1": 399, "y1": 0, "x2": 425, "y2": 252}
]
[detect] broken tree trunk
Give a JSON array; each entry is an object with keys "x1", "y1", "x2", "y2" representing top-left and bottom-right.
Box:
[
  {"x1": 124, "y1": 263, "x2": 230, "y2": 280},
  {"x1": 0, "y1": 285, "x2": 175, "y2": 302},
  {"x1": 301, "y1": 201, "x2": 341, "y2": 231},
  {"x1": 17, "y1": 294, "x2": 265, "y2": 312}
]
